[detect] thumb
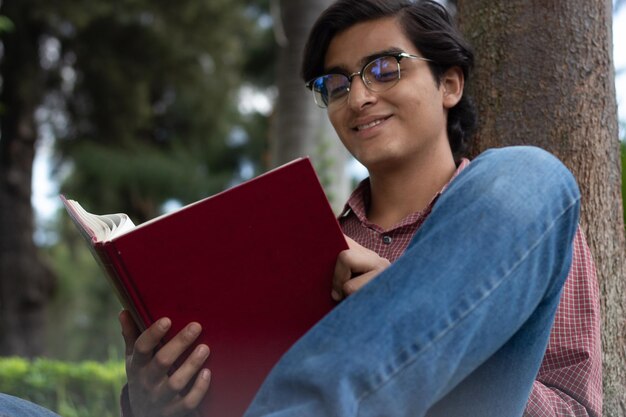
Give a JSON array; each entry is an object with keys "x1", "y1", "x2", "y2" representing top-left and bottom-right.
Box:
[{"x1": 119, "y1": 310, "x2": 140, "y2": 363}]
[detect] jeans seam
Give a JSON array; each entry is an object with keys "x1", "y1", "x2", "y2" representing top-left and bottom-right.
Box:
[{"x1": 354, "y1": 195, "x2": 580, "y2": 416}]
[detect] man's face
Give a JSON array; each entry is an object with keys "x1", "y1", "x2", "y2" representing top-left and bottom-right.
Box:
[{"x1": 324, "y1": 17, "x2": 457, "y2": 174}]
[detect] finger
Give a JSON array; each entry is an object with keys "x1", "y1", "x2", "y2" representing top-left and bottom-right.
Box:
[
  {"x1": 342, "y1": 270, "x2": 380, "y2": 296},
  {"x1": 130, "y1": 317, "x2": 172, "y2": 371},
  {"x1": 119, "y1": 310, "x2": 141, "y2": 360},
  {"x1": 345, "y1": 238, "x2": 386, "y2": 272},
  {"x1": 163, "y1": 368, "x2": 212, "y2": 417},
  {"x1": 332, "y1": 250, "x2": 353, "y2": 301},
  {"x1": 158, "y1": 344, "x2": 210, "y2": 403},
  {"x1": 345, "y1": 235, "x2": 359, "y2": 248},
  {"x1": 146, "y1": 322, "x2": 203, "y2": 381},
  {"x1": 332, "y1": 247, "x2": 384, "y2": 299}
]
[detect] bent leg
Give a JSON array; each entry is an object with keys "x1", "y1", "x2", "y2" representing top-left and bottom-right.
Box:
[
  {"x1": 245, "y1": 146, "x2": 581, "y2": 417},
  {"x1": 0, "y1": 394, "x2": 61, "y2": 417}
]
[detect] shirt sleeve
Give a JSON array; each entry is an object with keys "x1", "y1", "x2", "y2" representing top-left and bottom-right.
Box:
[{"x1": 523, "y1": 228, "x2": 602, "y2": 417}]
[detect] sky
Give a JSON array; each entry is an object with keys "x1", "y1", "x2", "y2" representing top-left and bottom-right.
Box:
[{"x1": 32, "y1": 7, "x2": 626, "y2": 239}]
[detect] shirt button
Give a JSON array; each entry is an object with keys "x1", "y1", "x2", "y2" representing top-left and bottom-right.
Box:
[{"x1": 382, "y1": 235, "x2": 393, "y2": 245}]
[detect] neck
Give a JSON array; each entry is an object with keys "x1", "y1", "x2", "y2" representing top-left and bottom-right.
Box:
[{"x1": 366, "y1": 146, "x2": 457, "y2": 230}]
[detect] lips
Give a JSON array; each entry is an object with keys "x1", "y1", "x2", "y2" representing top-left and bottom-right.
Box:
[{"x1": 352, "y1": 115, "x2": 392, "y2": 131}]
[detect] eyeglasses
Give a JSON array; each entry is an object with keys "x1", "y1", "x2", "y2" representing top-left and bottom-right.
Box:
[{"x1": 305, "y1": 52, "x2": 432, "y2": 109}]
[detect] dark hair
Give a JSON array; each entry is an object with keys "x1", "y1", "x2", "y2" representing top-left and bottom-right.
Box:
[{"x1": 301, "y1": 0, "x2": 477, "y2": 158}]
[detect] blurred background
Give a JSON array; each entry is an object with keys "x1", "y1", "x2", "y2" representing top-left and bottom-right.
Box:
[
  {"x1": 1, "y1": 0, "x2": 353, "y2": 363},
  {"x1": 0, "y1": 0, "x2": 624, "y2": 415}
]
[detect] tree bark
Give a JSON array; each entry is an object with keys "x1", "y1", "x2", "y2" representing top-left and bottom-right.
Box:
[
  {"x1": 0, "y1": 0, "x2": 56, "y2": 357},
  {"x1": 271, "y1": 0, "x2": 350, "y2": 211},
  {"x1": 457, "y1": 0, "x2": 625, "y2": 414}
]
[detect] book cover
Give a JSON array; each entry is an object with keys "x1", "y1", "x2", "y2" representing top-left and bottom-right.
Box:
[{"x1": 62, "y1": 157, "x2": 348, "y2": 416}]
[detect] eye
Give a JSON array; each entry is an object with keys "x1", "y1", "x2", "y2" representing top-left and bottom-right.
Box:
[
  {"x1": 366, "y1": 57, "x2": 399, "y2": 83},
  {"x1": 324, "y1": 75, "x2": 350, "y2": 98}
]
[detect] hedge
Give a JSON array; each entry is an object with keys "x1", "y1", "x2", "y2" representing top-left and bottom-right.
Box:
[{"x1": 0, "y1": 357, "x2": 125, "y2": 417}]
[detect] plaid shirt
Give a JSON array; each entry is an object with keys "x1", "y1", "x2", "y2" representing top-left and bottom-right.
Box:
[{"x1": 339, "y1": 159, "x2": 602, "y2": 417}]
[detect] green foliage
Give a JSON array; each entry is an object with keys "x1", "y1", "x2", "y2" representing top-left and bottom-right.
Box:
[
  {"x1": 0, "y1": 356, "x2": 125, "y2": 417},
  {"x1": 62, "y1": 142, "x2": 234, "y2": 221},
  {"x1": 1, "y1": 0, "x2": 276, "y2": 361},
  {"x1": 42, "y1": 229, "x2": 124, "y2": 362},
  {"x1": 0, "y1": 15, "x2": 14, "y2": 33},
  {"x1": 38, "y1": 0, "x2": 276, "y2": 221}
]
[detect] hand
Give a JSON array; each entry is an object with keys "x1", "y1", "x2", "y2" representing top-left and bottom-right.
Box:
[
  {"x1": 119, "y1": 311, "x2": 211, "y2": 417},
  {"x1": 332, "y1": 236, "x2": 391, "y2": 301}
]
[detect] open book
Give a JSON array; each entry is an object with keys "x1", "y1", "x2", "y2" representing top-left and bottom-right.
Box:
[
  {"x1": 62, "y1": 157, "x2": 348, "y2": 417},
  {"x1": 64, "y1": 203, "x2": 135, "y2": 241}
]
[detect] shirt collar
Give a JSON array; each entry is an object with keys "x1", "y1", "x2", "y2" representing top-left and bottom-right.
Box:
[{"x1": 339, "y1": 158, "x2": 471, "y2": 229}]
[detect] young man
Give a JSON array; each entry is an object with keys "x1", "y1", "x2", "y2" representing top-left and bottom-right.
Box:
[{"x1": 119, "y1": 1, "x2": 601, "y2": 416}]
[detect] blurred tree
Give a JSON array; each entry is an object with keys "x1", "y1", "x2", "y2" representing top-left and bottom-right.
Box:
[
  {"x1": 270, "y1": 0, "x2": 350, "y2": 211},
  {"x1": 56, "y1": 0, "x2": 270, "y2": 221},
  {"x1": 43, "y1": 235, "x2": 125, "y2": 361},
  {"x1": 622, "y1": 141, "x2": 626, "y2": 225},
  {"x1": 0, "y1": 0, "x2": 56, "y2": 358},
  {"x1": 0, "y1": 0, "x2": 275, "y2": 358},
  {"x1": 458, "y1": 0, "x2": 626, "y2": 413}
]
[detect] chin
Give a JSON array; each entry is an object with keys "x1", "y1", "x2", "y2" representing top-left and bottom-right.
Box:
[{"x1": 357, "y1": 154, "x2": 396, "y2": 173}]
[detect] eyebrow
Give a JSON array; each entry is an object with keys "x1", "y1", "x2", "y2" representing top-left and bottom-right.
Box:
[{"x1": 323, "y1": 47, "x2": 406, "y2": 75}]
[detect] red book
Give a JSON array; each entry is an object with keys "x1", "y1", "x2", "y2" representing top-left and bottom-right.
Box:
[{"x1": 61, "y1": 157, "x2": 348, "y2": 417}]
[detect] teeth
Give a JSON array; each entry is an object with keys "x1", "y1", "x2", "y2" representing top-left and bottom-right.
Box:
[{"x1": 357, "y1": 119, "x2": 384, "y2": 131}]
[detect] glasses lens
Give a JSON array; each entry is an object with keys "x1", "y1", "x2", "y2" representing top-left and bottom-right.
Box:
[
  {"x1": 312, "y1": 74, "x2": 350, "y2": 108},
  {"x1": 364, "y1": 56, "x2": 400, "y2": 91}
]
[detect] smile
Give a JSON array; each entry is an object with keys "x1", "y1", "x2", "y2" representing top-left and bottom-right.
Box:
[{"x1": 354, "y1": 116, "x2": 391, "y2": 131}]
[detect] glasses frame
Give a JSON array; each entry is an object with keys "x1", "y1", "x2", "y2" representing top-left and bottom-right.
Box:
[{"x1": 305, "y1": 52, "x2": 433, "y2": 109}]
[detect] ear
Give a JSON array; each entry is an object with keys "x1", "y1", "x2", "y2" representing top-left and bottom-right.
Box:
[{"x1": 440, "y1": 66, "x2": 464, "y2": 109}]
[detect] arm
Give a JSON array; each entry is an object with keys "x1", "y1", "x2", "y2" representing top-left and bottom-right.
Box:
[
  {"x1": 118, "y1": 311, "x2": 211, "y2": 417},
  {"x1": 523, "y1": 229, "x2": 602, "y2": 417}
]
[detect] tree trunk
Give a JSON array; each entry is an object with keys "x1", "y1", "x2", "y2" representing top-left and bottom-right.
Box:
[
  {"x1": 271, "y1": 0, "x2": 350, "y2": 211},
  {"x1": 0, "y1": 0, "x2": 56, "y2": 357},
  {"x1": 457, "y1": 0, "x2": 626, "y2": 414}
]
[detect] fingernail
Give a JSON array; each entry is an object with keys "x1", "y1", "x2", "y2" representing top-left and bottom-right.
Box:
[
  {"x1": 196, "y1": 345, "x2": 210, "y2": 359},
  {"x1": 200, "y1": 368, "x2": 211, "y2": 381},
  {"x1": 158, "y1": 318, "x2": 171, "y2": 331},
  {"x1": 331, "y1": 290, "x2": 340, "y2": 301},
  {"x1": 188, "y1": 322, "x2": 201, "y2": 336}
]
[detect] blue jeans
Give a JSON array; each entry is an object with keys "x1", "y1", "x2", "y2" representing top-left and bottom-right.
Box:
[
  {"x1": 245, "y1": 147, "x2": 581, "y2": 417},
  {"x1": 0, "y1": 394, "x2": 61, "y2": 417}
]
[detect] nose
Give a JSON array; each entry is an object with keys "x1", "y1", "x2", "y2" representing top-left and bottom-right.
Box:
[{"x1": 347, "y1": 76, "x2": 377, "y2": 110}]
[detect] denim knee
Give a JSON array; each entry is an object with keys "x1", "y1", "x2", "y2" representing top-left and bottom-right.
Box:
[
  {"x1": 470, "y1": 146, "x2": 580, "y2": 215},
  {"x1": 480, "y1": 146, "x2": 577, "y2": 188},
  {"x1": 0, "y1": 394, "x2": 61, "y2": 417}
]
